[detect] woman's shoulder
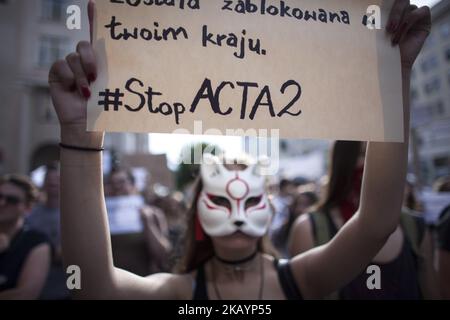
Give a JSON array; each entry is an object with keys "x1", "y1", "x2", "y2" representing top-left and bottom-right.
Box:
[
  {"x1": 146, "y1": 271, "x2": 195, "y2": 299},
  {"x1": 10, "y1": 228, "x2": 50, "y2": 252},
  {"x1": 22, "y1": 228, "x2": 50, "y2": 242}
]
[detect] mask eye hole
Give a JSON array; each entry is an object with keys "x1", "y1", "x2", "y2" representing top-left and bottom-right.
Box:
[
  {"x1": 208, "y1": 195, "x2": 231, "y2": 210},
  {"x1": 245, "y1": 196, "x2": 262, "y2": 210}
]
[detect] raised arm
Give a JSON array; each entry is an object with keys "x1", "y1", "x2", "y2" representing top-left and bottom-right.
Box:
[
  {"x1": 49, "y1": 1, "x2": 186, "y2": 299},
  {"x1": 290, "y1": 1, "x2": 431, "y2": 299}
]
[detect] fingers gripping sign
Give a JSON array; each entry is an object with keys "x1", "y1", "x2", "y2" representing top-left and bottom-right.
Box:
[
  {"x1": 387, "y1": 0, "x2": 431, "y2": 69},
  {"x1": 48, "y1": 1, "x2": 101, "y2": 148}
]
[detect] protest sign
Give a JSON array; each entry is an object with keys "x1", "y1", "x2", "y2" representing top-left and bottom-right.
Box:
[
  {"x1": 106, "y1": 194, "x2": 144, "y2": 235},
  {"x1": 87, "y1": 0, "x2": 403, "y2": 142}
]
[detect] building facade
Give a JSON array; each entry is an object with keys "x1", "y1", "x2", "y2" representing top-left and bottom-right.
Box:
[
  {"x1": 410, "y1": 0, "x2": 450, "y2": 185},
  {"x1": 0, "y1": 0, "x2": 149, "y2": 175}
]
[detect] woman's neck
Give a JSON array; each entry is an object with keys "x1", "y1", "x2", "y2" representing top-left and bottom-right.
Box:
[
  {"x1": 214, "y1": 244, "x2": 258, "y2": 262},
  {"x1": 212, "y1": 246, "x2": 260, "y2": 280}
]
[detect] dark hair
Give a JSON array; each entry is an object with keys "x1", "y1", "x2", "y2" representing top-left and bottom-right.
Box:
[
  {"x1": 279, "y1": 179, "x2": 292, "y2": 190},
  {"x1": 0, "y1": 174, "x2": 39, "y2": 204},
  {"x1": 175, "y1": 168, "x2": 278, "y2": 273},
  {"x1": 109, "y1": 166, "x2": 136, "y2": 186},
  {"x1": 404, "y1": 181, "x2": 423, "y2": 212},
  {"x1": 45, "y1": 161, "x2": 60, "y2": 173},
  {"x1": 316, "y1": 141, "x2": 363, "y2": 212},
  {"x1": 289, "y1": 191, "x2": 318, "y2": 218}
]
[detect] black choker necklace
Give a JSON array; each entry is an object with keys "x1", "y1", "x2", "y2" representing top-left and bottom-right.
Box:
[{"x1": 215, "y1": 250, "x2": 258, "y2": 265}]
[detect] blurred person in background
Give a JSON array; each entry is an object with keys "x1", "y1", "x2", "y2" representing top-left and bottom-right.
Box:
[
  {"x1": 106, "y1": 166, "x2": 172, "y2": 275},
  {"x1": 26, "y1": 163, "x2": 70, "y2": 300},
  {"x1": 108, "y1": 166, "x2": 139, "y2": 197},
  {"x1": 269, "y1": 179, "x2": 297, "y2": 238},
  {"x1": 433, "y1": 176, "x2": 450, "y2": 193},
  {"x1": 404, "y1": 179, "x2": 425, "y2": 212},
  {"x1": 289, "y1": 141, "x2": 439, "y2": 299},
  {"x1": 273, "y1": 187, "x2": 318, "y2": 257},
  {"x1": 140, "y1": 205, "x2": 172, "y2": 273},
  {"x1": 0, "y1": 174, "x2": 51, "y2": 299},
  {"x1": 152, "y1": 191, "x2": 187, "y2": 270},
  {"x1": 27, "y1": 163, "x2": 61, "y2": 250}
]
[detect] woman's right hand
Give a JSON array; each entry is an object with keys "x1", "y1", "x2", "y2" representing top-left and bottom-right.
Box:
[{"x1": 48, "y1": 1, "x2": 102, "y2": 146}]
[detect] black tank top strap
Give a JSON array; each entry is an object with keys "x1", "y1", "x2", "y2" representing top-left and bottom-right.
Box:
[
  {"x1": 192, "y1": 264, "x2": 209, "y2": 300},
  {"x1": 274, "y1": 259, "x2": 304, "y2": 300},
  {"x1": 193, "y1": 259, "x2": 304, "y2": 300}
]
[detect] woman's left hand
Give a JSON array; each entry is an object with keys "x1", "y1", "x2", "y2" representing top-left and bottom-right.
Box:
[{"x1": 387, "y1": 0, "x2": 432, "y2": 70}]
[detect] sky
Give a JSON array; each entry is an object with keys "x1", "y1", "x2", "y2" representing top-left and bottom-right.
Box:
[{"x1": 149, "y1": 0, "x2": 443, "y2": 165}]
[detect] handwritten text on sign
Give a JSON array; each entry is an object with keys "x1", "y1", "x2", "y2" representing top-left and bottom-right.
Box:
[{"x1": 87, "y1": 0, "x2": 403, "y2": 142}]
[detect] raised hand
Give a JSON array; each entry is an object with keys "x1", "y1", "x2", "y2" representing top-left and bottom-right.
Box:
[
  {"x1": 387, "y1": 0, "x2": 432, "y2": 70},
  {"x1": 48, "y1": 1, "x2": 102, "y2": 147}
]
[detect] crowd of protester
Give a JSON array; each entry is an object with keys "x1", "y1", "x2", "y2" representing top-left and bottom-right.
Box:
[{"x1": 1, "y1": 141, "x2": 449, "y2": 300}]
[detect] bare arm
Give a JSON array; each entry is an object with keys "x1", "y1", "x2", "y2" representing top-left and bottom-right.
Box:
[
  {"x1": 49, "y1": 1, "x2": 184, "y2": 299},
  {"x1": 59, "y1": 137, "x2": 115, "y2": 299},
  {"x1": 0, "y1": 244, "x2": 51, "y2": 300},
  {"x1": 290, "y1": 2, "x2": 431, "y2": 299}
]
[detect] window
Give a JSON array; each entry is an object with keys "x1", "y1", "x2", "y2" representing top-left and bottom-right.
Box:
[
  {"x1": 411, "y1": 105, "x2": 432, "y2": 126},
  {"x1": 441, "y1": 22, "x2": 450, "y2": 39},
  {"x1": 38, "y1": 35, "x2": 69, "y2": 67},
  {"x1": 433, "y1": 156, "x2": 449, "y2": 169},
  {"x1": 445, "y1": 47, "x2": 450, "y2": 62},
  {"x1": 422, "y1": 34, "x2": 436, "y2": 51},
  {"x1": 432, "y1": 100, "x2": 445, "y2": 117},
  {"x1": 411, "y1": 87, "x2": 420, "y2": 102},
  {"x1": 421, "y1": 55, "x2": 439, "y2": 73},
  {"x1": 40, "y1": 0, "x2": 67, "y2": 22},
  {"x1": 34, "y1": 87, "x2": 58, "y2": 124},
  {"x1": 424, "y1": 77, "x2": 441, "y2": 96}
]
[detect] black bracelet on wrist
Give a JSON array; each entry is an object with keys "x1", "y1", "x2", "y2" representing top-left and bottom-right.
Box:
[{"x1": 59, "y1": 143, "x2": 104, "y2": 152}]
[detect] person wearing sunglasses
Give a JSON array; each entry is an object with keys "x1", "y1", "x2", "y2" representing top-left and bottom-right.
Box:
[{"x1": 0, "y1": 174, "x2": 51, "y2": 299}]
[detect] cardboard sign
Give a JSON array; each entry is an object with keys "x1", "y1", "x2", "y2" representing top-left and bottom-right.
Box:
[
  {"x1": 106, "y1": 195, "x2": 144, "y2": 235},
  {"x1": 87, "y1": 0, "x2": 403, "y2": 142}
]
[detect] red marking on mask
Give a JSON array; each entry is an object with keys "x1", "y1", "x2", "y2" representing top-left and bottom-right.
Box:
[
  {"x1": 224, "y1": 173, "x2": 252, "y2": 218},
  {"x1": 246, "y1": 196, "x2": 266, "y2": 215},
  {"x1": 204, "y1": 196, "x2": 231, "y2": 216}
]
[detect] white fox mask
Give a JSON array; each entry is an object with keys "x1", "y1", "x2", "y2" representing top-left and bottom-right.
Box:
[{"x1": 197, "y1": 154, "x2": 272, "y2": 237}]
